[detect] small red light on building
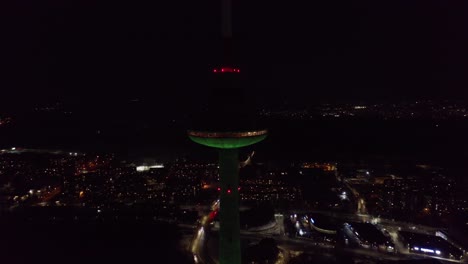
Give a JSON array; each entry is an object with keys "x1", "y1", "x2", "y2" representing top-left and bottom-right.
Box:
[
  {"x1": 213, "y1": 69, "x2": 217, "y2": 73},
  {"x1": 217, "y1": 187, "x2": 221, "y2": 191},
  {"x1": 238, "y1": 187, "x2": 241, "y2": 191},
  {"x1": 227, "y1": 189, "x2": 231, "y2": 194}
]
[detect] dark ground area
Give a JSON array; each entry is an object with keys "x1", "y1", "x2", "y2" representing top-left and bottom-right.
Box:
[{"x1": 0, "y1": 217, "x2": 192, "y2": 264}]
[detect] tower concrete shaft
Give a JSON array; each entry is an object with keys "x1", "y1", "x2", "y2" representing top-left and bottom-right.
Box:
[
  {"x1": 218, "y1": 148, "x2": 240, "y2": 264},
  {"x1": 188, "y1": 131, "x2": 267, "y2": 264}
]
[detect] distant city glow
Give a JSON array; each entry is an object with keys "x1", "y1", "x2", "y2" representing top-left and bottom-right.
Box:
[{"x1": 301, "y1": 162, "x2": 336, "y2": 171}]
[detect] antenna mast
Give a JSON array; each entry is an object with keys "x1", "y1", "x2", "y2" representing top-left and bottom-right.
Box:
[{"x1": 221, "y1": 0, "x2": 232, "y2": 38}]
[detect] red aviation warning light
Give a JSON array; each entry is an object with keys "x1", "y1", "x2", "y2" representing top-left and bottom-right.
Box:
[{"x1": 213, "y1": 67, "x2": 240, "y2": 73}]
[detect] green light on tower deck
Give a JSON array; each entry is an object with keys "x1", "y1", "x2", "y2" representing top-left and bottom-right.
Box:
[
  {"x1": 188, "y1": 131, "x2": 267, "y2": 149},
  {"x1": 188, "y1": 129, "x2": 267, "y2": 264}
]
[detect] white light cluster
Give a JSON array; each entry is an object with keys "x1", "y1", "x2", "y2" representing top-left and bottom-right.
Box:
[
  {"x1": 420, "y1": 248, "x2": 434, "y2": 253},
  {"x1": 136, "y1": 164, "x2": 164, "y2": 172},
  {"x1": 414, "y1": 247, "x2": 441, "y2": 255}
]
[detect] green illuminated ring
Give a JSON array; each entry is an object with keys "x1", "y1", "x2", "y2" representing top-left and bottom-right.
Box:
[{"x1": 188, "y1": 130, "x2": 267, "y2": 149}]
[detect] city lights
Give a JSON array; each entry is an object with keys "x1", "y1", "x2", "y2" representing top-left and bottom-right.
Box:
[{"x1": 1, "y1": 0, "x2": 467, "y2": 262}]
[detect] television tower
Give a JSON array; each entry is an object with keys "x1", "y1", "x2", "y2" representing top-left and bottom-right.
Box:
[{"x1": 187, "y1": 1, "x2": 267, "y2": 263}]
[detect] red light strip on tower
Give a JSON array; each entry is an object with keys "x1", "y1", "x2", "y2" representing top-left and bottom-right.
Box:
[{"x1": 213, "y1": 67, "x2": 240, "y2": 73}]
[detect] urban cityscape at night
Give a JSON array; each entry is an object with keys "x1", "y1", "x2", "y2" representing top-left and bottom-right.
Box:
[{"x1": 1, "y1": 0, "x2": 468, "y2": 264}]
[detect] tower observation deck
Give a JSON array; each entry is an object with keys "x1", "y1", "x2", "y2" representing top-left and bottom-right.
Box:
[{"x1": 187, "y1": 1, "x2": 267, "y2": 263}]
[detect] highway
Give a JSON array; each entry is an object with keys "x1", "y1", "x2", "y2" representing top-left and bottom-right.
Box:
[
  {"x1": 189, "y1": 200, "x2": 219, "y2": 264},
  {"x1": 186, "y1": 202, "x2": 466, "y2": 264},
  {"x1": 184, "y1": 163, "x2": 467, "y2": 263}
]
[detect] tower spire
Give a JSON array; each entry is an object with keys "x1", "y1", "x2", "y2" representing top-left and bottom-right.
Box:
[{"x1": 221, "y1": 0, "x2": 232, "y2": 39}]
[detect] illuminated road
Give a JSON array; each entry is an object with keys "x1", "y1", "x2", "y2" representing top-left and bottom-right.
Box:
[
  {"x1": 239, "y1": 230, "x2": 464, "y2": 263},
  {"x1": 190, "y1": 200, "x2": 219, "y2": 264},
  {"x1": 186, "y1": 192, "x2": 465, "y2": 264},
  {"x1": 239, "y1": 228, "x2": 406, "y2": 262},
  {"x1": 186, "y1": 206, "x2": 465, "y2": 263},
  {"x1": 189, "y1": 209, "x2": 396, "y2": 263},
  {"x1": 283, "y1": 210, "x2": 465, "y2": 263},
  {"x1": 286, "y1": 209, "x2": 441, "y2": 235},
  {"x1": 343, "y1": 180, "x2": 368, "y2": 215}
]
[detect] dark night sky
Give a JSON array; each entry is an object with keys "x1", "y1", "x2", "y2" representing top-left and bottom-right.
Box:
[{"x1": 1, "y1": 0, "x2": 468, "y2": 111}]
